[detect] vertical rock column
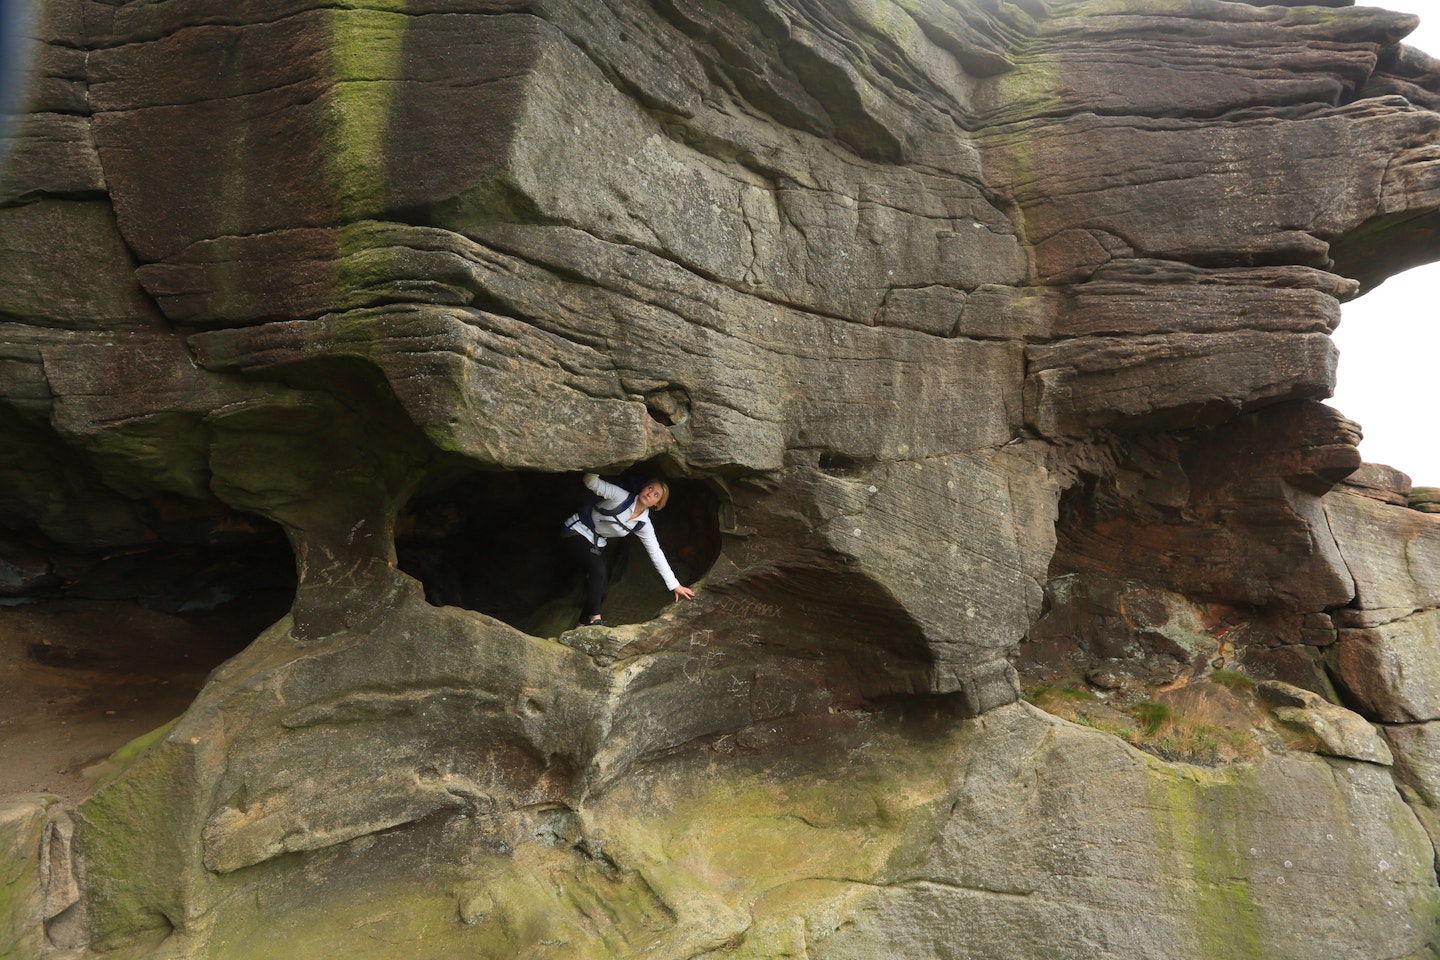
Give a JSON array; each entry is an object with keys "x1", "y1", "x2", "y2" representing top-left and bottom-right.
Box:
[{"x1": 1325, "y1": 474, "x2": 1440, "y2": 851}]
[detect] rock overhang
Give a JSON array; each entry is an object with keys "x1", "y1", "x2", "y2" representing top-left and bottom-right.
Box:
[
  {"x1": 4, "y1": 0, "x2": 1438, "y2": 730},
  {"x1": 4, "y1": 0, "x2": 1440, "y2": 957}
]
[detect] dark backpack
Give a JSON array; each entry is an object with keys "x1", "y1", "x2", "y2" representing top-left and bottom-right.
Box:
[{"x1": 577, "y1": 475, "x2": 648, "y2": 536}]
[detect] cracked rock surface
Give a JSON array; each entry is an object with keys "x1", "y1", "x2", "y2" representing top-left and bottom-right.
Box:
[{"x1": 2, "y1": 0, "x2": 1440, "y2": 957}]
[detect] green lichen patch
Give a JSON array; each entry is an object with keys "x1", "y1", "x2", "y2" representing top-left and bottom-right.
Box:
[
  {"x1": 1144, "y1": 764, "x2": 1265, "y2": 960},
  {"x1": 75, "y1": 731, "x2": 211, "y2": 952},
  {"x1": 0, "y1": 798, "x2": 54, "y2": 959},
  {"x1": 579, "y1": 708, "x2": 977, "y2": 950},
  {"x1": 202, "y1": 807, "x2": 686, "y2": 960},
  {"x1": 72, "y1": 412, "x2": 214, "y2": 502},
  {"x1": 89, "y1": 717, "x2": 184, "y2": 791},
  {"x1": 328, "y1": 9, "x2": 408, "y2": 221},
  {"x1": 334, "y1": 0, "x2": 410, "y2": 11},
  {"x1": 170, "y1": 697, "x2": 978, "y2": 960}
]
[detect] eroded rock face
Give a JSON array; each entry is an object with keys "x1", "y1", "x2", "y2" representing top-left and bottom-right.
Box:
[{"x1": 3, "y1": 0, "x2": 1440, "y2": 957}]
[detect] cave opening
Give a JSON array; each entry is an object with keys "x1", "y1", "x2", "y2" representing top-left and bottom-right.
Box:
[
  {"x1": 396, "y1": 463, "x2": 722, "y2": 636},
  {"x1": 0, "y1": 509, "x2": 297, "y2": 801}
]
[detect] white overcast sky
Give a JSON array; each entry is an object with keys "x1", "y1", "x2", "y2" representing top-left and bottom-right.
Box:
[{"x1": 1330, "y1": 0, "x2": 1439, "y2": 487}]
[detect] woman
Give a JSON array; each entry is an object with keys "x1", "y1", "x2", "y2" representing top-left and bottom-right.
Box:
[{"x1": 561, "y1": 473, "x2": 696, "y2": 626}]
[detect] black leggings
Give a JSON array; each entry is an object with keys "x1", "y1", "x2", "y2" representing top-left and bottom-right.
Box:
[{"x1": 561, "y1": 532, "x2": 608, "y2": 620}]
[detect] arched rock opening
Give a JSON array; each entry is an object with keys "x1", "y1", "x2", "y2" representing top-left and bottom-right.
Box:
[
  {"x1": 1017, "y1": 404, "x2": 1367, "y2": 760},
  {"x1": 396, "y1": 465, "x2": 722, "y2": 636},
  {"x1": 0, "y1": 510, "x2": 296, "y2": 800}
]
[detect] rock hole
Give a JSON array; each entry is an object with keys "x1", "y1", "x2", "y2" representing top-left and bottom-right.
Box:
[
  {"x1": 0, "y1": 514, "x2": 295, "y2": 802},
  {"x1": 396, "y1": 462, "x2": 721, "y2": 635},
  {"x1": 818, "y1": 452, "x2": 868, "y2": 477},
  {"x1": 43, "y1": 901, "x2": 87, "y2": 951},
  {"x1": 643, "y1": 385, "x2": 690, "y2": 427}
]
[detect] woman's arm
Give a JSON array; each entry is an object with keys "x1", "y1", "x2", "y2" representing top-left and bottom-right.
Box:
[
  {"x1": 634, "y1": 523, "x2": 693, "y2": 600},
  {"x1": 583, "y1": 472, "x2": 632, "y2": 508}
]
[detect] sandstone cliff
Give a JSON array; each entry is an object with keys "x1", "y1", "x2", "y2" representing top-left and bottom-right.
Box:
[{"x1": 2, "y1": 1, "x2": 1440, "y2": 958}]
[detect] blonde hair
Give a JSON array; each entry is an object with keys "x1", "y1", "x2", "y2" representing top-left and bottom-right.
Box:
[{"x1": 648, "y1": 479, "x2": 670, "y2": 511}]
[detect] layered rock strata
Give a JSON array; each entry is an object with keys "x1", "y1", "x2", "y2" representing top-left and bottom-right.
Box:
[{"x1": 2, "y1": 0, "x2": 1440, "y2": 957}]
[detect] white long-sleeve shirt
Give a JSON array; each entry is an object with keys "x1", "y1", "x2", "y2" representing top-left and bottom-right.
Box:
[{"x1": 563, "y1": 473, "x2": 681, "y2": 591}]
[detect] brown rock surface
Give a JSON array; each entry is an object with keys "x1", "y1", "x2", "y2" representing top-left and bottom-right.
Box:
[
  {"x1": 1413, "y1": 485, "x2": 1440, "y2": 512},
  {"x1": 2, "y1": 0, "x2": 1440, "y2": 957},
  {"x1": 0, "y1": 600, "x2": 277, "y2": 803},
  {"x1": 1342, "y1": 461, "x2": 1413, "y2": 505}
]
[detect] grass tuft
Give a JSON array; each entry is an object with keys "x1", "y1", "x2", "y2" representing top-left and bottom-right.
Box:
[
  {"x1": 1129, "y1": 700, "x2": 1172, "y2": 735},
  {"x1": 1023, "y1": 685, "x2": 1097, "y2": 706},
  {"x1": 1025, "y1": 678, "x2": 1265, "y2": 765},
  {"x1": 1208, "y1": 669, "x2": 1254, "y2": 691}
]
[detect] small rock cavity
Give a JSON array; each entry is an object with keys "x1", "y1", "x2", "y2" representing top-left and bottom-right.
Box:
[{"x1": 396, "y1": 465, "x2": 722, "y2": 636}]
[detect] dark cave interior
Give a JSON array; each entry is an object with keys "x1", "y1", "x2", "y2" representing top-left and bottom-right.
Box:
[{"x1": 396, "y1": 465, "x2": 724, "y2": 636}]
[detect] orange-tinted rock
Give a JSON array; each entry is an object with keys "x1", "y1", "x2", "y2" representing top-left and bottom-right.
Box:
[{"x1": 1, "y1": 1, "x2": 1439, "y2": 957}]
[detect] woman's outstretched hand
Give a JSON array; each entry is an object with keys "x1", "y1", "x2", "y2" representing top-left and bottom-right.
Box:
[{"x1": 673, "y1": 586, "x2": 696, "y2": 602}]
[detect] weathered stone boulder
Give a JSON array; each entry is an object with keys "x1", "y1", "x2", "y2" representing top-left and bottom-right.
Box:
[
  {"x1": 1342, "y1": 461, "x2": 1413, "y2": 506},
  {"x1": 1322, "y1": 478, "x2": 1440, "y2": 855},
  {"x1": 1257, "y1": 679, "x2": 1393, "y2": 765},
  {"x1": 1414, "y1": 486, "x2": 1440, "y2": 513},
  {"x1": 1326, "y1": 483, "x2": 1440, "y2": 612},
  {"x1": 795, "y1": 705, "x2": 1429, "y2": 960},
  {"x1": 1332, "y1": 609, "x2": 1440, "y2": 722},
  {"x1": 69, "y1": 692, "x2": 1440, "y2": 960},
  {"x1": 2, "y1": 0, "x2": 1440, "y2": 957},
  {"x1": 0, "y1": 798, "x2": 76, "y2": 957}
]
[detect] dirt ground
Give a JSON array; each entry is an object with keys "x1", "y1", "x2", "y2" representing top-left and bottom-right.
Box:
[{"x1": 0, "y1": 595, "x2": 289, "y2": 803}]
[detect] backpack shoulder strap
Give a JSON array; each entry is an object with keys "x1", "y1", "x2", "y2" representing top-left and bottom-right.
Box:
[
  {"x1": 580, "y1": 490, "x2": 636, "y2": 532},
  {"x1": 596, "y1": 491, "x2": 637, "y2": 518}
]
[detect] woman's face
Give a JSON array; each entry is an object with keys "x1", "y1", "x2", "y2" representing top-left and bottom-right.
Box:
[{"x1": 639, "y1": 482, "x2": 664, "y2": 508}]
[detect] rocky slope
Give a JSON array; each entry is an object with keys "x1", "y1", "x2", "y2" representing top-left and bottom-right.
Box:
[{"x1": 2, "y1": 0, "x2": 1440, "y2": 957}]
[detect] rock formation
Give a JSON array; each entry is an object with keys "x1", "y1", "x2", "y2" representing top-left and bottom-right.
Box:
[{"x1": 2, "y1": 0, "x2": 1440, "y2": 957}]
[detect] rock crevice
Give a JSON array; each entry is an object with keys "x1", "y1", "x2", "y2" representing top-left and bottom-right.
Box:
[{"x1": 3, "y1": 0, "x2": 1440, "y2": 957}]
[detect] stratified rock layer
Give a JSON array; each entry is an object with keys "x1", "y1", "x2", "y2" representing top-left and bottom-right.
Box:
[{"x1": 2, "y1": 1, "x2": 1440, "y2": 958}]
